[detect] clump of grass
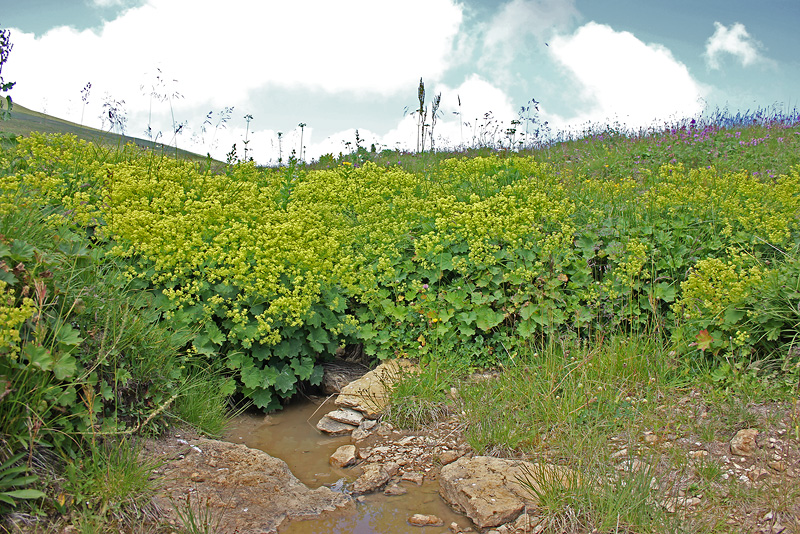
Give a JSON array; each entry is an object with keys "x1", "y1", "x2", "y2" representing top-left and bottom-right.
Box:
[
  {"x1": 459, "y1": 335, "x2": 678, "y2": 455},
  {"x1": 171, "y1": 491, "x2": 223, "y2": 534},
  {"x1": 170, "y1": 363, "x2": 238, "y2": 438},
  {"x1": 518, "y1": 456, "x2": 679, "y2": 534},
  {"x1": 385, "y1": 360, "x2": 462, "y2": 429},
  {"x1": 59, "y1": 438, "x2": 159, "y2": 529}
]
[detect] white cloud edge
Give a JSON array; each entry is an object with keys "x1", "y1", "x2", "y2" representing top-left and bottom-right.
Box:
[{"x1": 703, "y1": 21, "x2": 770, "y2": 70}]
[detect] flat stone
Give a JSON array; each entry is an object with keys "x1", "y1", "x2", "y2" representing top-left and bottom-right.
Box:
[
  {"x1": 401, "y1": 471, "x2": 424, "y2": 485},
  {"x1": 769, "y1": 460, "x2": 787, "y2": 472},
  {"x1": 351, "y1": 428, "x2": 370, "y2": 442},
  {"x1": 511, "y1": 512, "x2": 542, "y2": 533},
  {"x1": 384, "y1": 461, "x2": 401, "y2": 476},
  {"x1": 384, "y1": 483, "x2": 408, "y2": 496},
  {"x1": 330, "y1": 445, "x2": 357, "y2": 468},
  {"x1": 408, "y1": 514, "x2": 444, "y2": 527},
  {"x1": 438, "y1": 449, "x2": 464, "y2": 465},
  {"x1": 326, "y1": 407, "x2": 366, "y2": 426},
  {"x1": 731, "y1": 428, "x2": 759, "y2": 457},
  {"x1": 439, "y1": 456, "x2": 579, "y2": 529},
  {"x1": 351, "y1": 418, "x2": 380, "y2": 442},
  {"x1": 336, "y1": 359, "x2": 419, "y2": 418},
  {"x1": 316, "y1": 415, "x2": 358, "y2": 436},
  {"x1": 352, "y1": 464, "x2": 391, "y2": 494}
]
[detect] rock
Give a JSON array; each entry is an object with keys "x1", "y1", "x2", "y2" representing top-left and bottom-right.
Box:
[
  {"x1": 384, "y1": 461, "x2": 401, "y2": 476},
  {"x1": 438, "y1": 449, "x2": 464, "y2": 465},
  {"x1": 150, "y1": 438, "x2": 352, "y2": 534},
  {"x1": 316, "y1": 415, "x2": 358, "y2": 436},
  {"x1": 361, "y1": 419, "x2": 378, "y2": 431},
  {"x1": 731, "y1": 428, "x2": 759, "y2": 457},
  {"x1": 748, "y1": 466, "x2": 770, "y2": 482},
  {"x1": 439, "y1": 456, "x2": 579, "y2": 529},
  {"x1": 352, "y1": 464, "x2": 391, "y2": 494},
  {"x1": 384, "y1": 483, "x2": 408, "y2": 496},
  {"x1": 401, "y1": 471, "x2": 424, "y2": 485},
  {"x1": 336, "y1": 359, "x2": 419, "y2": 418},
  {"x1": 376, "y1": 422, "x2": 394, "y2": 437},
  {"x1": 408, "y1": 514, "x2": 444, "y2": 527},
  {"x1": 617, "y1": 459, "x2": 647, "y2": 473},
  {"x1": 330, "y1": 445, "x2": 357, "y2": 468},
  {"x1": 768, "y1": 460, "x2": 786, "y2": 472},
  {"x1": 326, "y1": 407, "x2": 366, "y2": 426},
  {"x1": 351, "y1": 427, "x2": 370, "y2": 442},
  {"x1": 351, "y1": 418, "x2": 379, "y2": 442},
  {"x1": 662, "y1": 496, "x2": 701, "y2": 513},
  {"x1": 511, "y1": 512, "x2": 543, "y2": 533}
]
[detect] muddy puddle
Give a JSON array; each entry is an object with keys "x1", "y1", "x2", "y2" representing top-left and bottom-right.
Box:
[{"x1": 224, "y1": 397, "x2": 471, "y2": 534}]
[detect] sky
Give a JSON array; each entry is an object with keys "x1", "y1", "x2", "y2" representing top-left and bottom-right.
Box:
[{"x1": 2, "y1": 0, "x2": 799, "y2": 164}]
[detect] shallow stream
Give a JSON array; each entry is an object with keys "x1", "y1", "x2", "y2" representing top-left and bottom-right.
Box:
[{"x1": 223, "y1": 397, "x2": 470, "y2": 533}]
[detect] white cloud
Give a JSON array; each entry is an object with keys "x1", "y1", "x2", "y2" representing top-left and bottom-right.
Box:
[
  {"x1": 5, "y1": 0, "x2": 463, "y2": 132},
  {"x1": 547, "y1": 22, "x2": 707, "y2": 130},
  {"x1": 480, "y1": 0, "x2": 578, "y2": 83},
  {"x1": 484, "y1": 0, "x2": 577, "y2": 47},
  {"x1": 704, "y1": 22, "x2": 767, "y2": 70}
]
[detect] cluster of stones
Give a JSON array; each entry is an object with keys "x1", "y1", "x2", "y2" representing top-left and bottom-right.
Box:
[
  {"x1": 316, "y1": 359, "x2": 585, "y2": 533},
  {"x1": 316, "y1": 359, "x2": 419, "y2": 436},
  {"x1": 606, "y1": 425, "x2": 795, "y2": 526}
]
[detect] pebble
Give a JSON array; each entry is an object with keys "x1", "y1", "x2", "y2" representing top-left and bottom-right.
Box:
[
  {"x1": 408, "y1": 513, "x2": 443, "y2": 527},
  {"x1": 730, "y1": 428, "x2": 759, "y2": 457}
]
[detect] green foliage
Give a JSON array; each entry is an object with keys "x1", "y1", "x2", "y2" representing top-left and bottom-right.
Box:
[
  {"x1": 59, "y1": 438, "x2": 158, "y2": 526},
  {"x1": 171, "y1": 491, "x2": 224, "y2": 534},
  {"x1": 459, "y1": 336, "x2": 676, "y2": 454},
  {"x1": 517, "y1": 458, "x2": 677, "y2": 534},
  {"x1": 170, "y1": 362, "x2": 238, "y2": 437},
  {"x1": 0, "y1": 452, "x2": 46, "y2": 510},
  {"x1": 386, "y1": 361, "x2": 460, "y2": 429},
  {"x1": 3, "y1": 109, "x2": 800, "y2": 411},
  {"x1": 0, "y1": 219, "x2": 192, "y2": 455}
]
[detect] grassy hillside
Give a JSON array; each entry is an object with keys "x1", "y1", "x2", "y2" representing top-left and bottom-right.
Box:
[
  {"x1": 0, "y1": 102, "x2": 217, "y2": 163},
  {"x1": 1, "y1": 108, "x2": 799, "y2": 532}
]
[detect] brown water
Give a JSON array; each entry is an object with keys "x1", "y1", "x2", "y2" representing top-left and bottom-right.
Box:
[{"x1": 223, "y1": 396, "x2": 473, "y2": 534}]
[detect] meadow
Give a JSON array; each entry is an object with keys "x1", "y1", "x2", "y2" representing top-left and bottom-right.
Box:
[{"x1": 0, "y1": 105, "x2": 799, "y2": 532}]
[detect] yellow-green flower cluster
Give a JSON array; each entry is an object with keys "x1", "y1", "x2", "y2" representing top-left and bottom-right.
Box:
[
  {"x1": 677, "y1": 253, "x2": 764, "y2": 320},
  {"x1": 646, "y1": 164, "x2": 800, "y2": 246},
  {"x1": 0, "y1": 280, "x2": 35, "y2": 359}
]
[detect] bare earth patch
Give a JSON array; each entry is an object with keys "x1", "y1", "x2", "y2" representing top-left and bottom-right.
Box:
[{"x1": 142, "y1": 430, "x2": 352, "y2": 534}]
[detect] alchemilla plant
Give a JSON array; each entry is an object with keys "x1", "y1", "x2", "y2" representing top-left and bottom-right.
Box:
[{"x1": 1, "y1": 108, "x2": 798, "y2": 411}]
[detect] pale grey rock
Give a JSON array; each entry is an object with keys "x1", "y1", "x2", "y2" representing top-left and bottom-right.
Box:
[
  {"x1": 439, "y1": 456, "x2": 579, "y2": 529},
  {"x1": 352, "y1": 464, "x2": 391, "y2": 494},
  {"x1": 316, "y1": 415, "x2": 358, "y2": 436},
  {"x1": 329, "y1": 445, "x2": 357, "y2": 468},
  {"x1": 326, "y1": 407, "x2": 366, "y2": 426},
  {"x1": 384, "y1": 483, "x2": 408, "y2": 496},
  {"x1": 401, "y1": 471, "x2": 424, "y2": 485},
  {"x1": 336, "y1": 359, "x2": 419, "y2": 418}
]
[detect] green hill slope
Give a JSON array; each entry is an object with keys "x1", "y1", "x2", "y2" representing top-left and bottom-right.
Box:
[{"x1": 0, "y1": 102, "x2": 215, "y2": 162}]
